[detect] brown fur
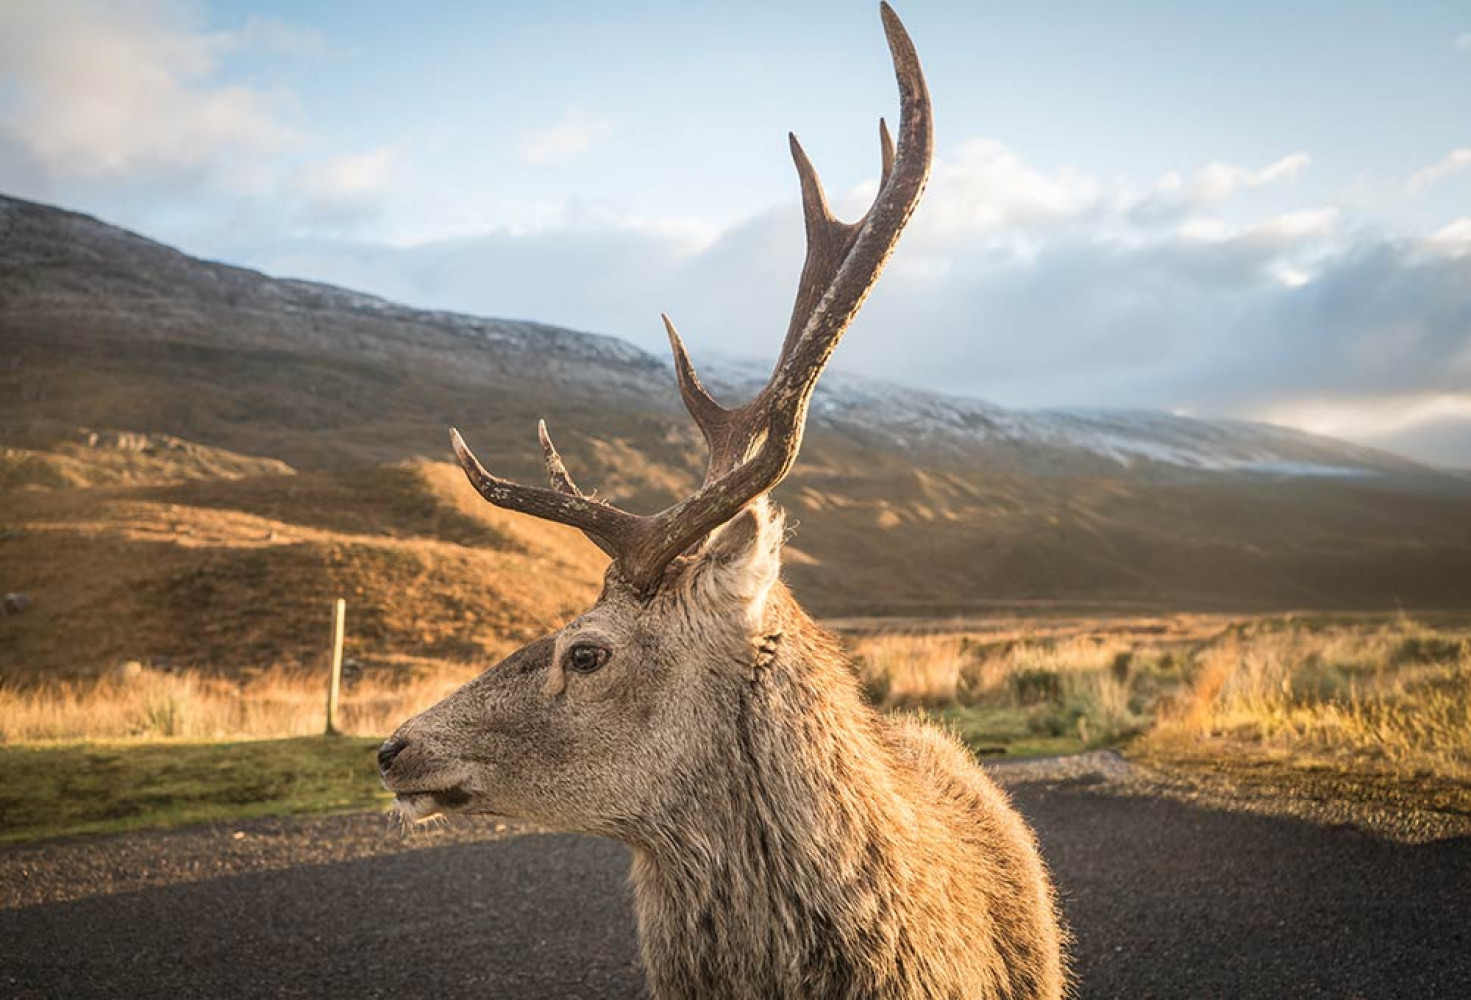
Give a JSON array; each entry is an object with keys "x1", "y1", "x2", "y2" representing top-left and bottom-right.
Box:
[{"x1": 383, "y1": 507, "x2": 1067, "y2": 998}]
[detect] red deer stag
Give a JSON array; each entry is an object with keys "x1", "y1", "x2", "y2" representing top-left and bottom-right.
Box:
[{"x1": 380, "y1": 5, "x2": 1065, "y2": 997}]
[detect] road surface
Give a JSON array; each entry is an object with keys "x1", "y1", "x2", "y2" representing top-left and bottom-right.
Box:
[{"x1": 3, "y1": 774, "x2": 1468, "y2": 998}]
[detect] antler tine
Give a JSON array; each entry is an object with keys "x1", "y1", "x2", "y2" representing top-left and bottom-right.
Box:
[
  {"x1": 537, "y1": 419, "x2": 582, "y2": 496},
  {"x1": 879, "y1": 117, "x2": 895, "y2": 188},
  {"x1": 765, "y1": 1, "x2": 930, "y2": 401},
  {"x1": 788, "y1": 133, "x2": 850, "y2": 244},
  {"x1": 781, "y1": 133, "x2": 862, "y2": 365},
  {"x1": 450, "y1": 428, "x2": 634, "y2": 559},
  {"x1": 662, "y1": 314, "x2": 731, "y2": 458}
]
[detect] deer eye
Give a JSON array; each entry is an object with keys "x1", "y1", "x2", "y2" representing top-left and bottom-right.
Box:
[{"x1": 564, "y1": 642, "x2": 610, "y2": 674}]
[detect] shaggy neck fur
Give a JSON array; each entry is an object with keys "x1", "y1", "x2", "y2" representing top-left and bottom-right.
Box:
[{"x1": 623, "y1": 587, "x2": 1065, "y2": 1000}]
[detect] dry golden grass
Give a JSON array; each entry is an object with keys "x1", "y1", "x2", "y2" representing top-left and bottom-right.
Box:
[
  {"x1": 0, "y1": 660, "x2": 483, "y2": 743},
  {"x1": 851, "y1": 624, "x2": 1164, "y2": 750},
  {"x1": 849, "y1": 613, "x2": 1471, "y2": 779},
  {"x1": 1150, "y1": 618, "x2": 1471, "y2": 779},
  {"x1": 856, "y1": 633, "x2": 966, "y2": 707},
  {"x1": 6, "y1": 613, "x2": 1468, "y2": 787}
]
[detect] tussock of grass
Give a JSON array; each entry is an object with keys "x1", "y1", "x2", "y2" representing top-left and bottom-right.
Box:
[
  {"x1": 852, "y1": 630, "x2": 1154, "y2": 756},
  {"x1": 1149, "y1": 620, "x2": 1471, "y2": 779}
]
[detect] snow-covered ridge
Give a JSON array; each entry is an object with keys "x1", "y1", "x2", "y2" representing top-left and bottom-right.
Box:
[
  {"x1": 201, "y1": 264, "x2": 1433, "y2": 478},
  {"x1": 391, "y1": 307, "x2": 1412, "y2": 476},
  {"x1": 689, "y1": 356, "x2": 1407, "y2": 477}
]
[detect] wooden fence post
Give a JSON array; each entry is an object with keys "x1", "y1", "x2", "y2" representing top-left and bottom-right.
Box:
[{"x1": 325, "y1": 597, "x2": 346, "y2": 736}]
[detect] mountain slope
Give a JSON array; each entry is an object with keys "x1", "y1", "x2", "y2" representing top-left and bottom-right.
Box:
[
  {"x1": 0, "y1": 193, "x2": 1425, "y2": 480},
  {"x1": 3, "y1": 193, "x2": 1471, "y2": 674}
]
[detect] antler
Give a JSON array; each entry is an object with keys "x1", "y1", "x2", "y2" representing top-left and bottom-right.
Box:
[{"x1": 451, "y1": 2, "x2": 932, "y2": 595}]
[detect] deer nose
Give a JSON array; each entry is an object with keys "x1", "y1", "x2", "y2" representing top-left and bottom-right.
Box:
[{"x1": 378, "y1": 736, "x2": 409, "y2": 775}]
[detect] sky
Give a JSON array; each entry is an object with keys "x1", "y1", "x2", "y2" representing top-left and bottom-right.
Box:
[{"x1": 2, "y1": 1, "x2": 1469, "y2": 466}]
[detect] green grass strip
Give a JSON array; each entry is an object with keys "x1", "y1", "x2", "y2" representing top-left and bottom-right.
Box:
[{"x1": 0, "y1": 736, "x2": 388, "y2": 845}]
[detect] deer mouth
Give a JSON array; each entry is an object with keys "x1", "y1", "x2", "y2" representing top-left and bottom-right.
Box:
[{"x1": 392, "y1": 785, "x2": 473, "y2": 823}]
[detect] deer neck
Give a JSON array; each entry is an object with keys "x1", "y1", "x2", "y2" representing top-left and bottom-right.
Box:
[{"x1": 627, "y1": 596, "x2": 913, "y2": 995}]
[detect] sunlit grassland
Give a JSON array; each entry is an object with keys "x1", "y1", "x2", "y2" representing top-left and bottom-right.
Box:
[
  {"x1": 850, "y1": 614, "x2": 1471, "y2": 782},
  {"x1": 1, "y1": 613, "x2": 1466, "y2": 844},
  {"x1": 0, "y1": 664, "x2": 466, "y2": 843},
  {"x1": 0, "y1": 660, "x2": 483, "y2": 742}
]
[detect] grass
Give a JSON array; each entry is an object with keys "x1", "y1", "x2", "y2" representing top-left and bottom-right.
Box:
[
  {"x1": 0, "y1": 660, "x2": 481, "y2": 742},
  {"x1": 1142, "y1": 618, "x2": 1471, "y2": 781},
  {"x1": 848, "y1": 613, "x2": 1471, "y2": 781},
  {"x1": 2, "y1": 612, "x2": 1467, "y2": 844},
  {"x1": 0, "y1": 737, "x2": 387, "y2": 844},
  {"x1": 0, "y1": 663, "x2": 464, "y2": 844},
  {"x1": 851, "y1": 624, "x2": 1172, "y2": 758}
]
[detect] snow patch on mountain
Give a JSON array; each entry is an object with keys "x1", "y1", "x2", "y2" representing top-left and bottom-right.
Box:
[
  {"x1": 688, "y1": 357, "x2": 1404, "y2": 477},
  {"x1": 260, "y1": 284, "x2": 1414, "y2": 477}
]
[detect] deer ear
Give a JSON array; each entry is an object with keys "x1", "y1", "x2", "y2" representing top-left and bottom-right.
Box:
[{"x1": 688, "y1": 501, "x2": 783, "y2": 629}]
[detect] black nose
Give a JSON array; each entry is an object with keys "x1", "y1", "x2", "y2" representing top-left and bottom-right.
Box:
[{"x1": 378, "y1": 736, "x2": 408, "y2": 774}]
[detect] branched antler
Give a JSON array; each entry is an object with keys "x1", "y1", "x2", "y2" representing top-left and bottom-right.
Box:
[{"x1": 451, "y1": 2, "x2": 933, "y2": 594}]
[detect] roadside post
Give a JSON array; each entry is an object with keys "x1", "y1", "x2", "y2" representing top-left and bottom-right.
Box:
[{"x1": 325, "y1": 597, "x2": 346, "y2": 736}]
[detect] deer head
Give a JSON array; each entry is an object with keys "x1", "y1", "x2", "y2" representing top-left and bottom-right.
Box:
[{"x1": 379, "y1": 2, "x2": 932, "y2": 837}]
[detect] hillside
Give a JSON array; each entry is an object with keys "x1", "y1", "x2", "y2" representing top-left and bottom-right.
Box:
[{"x1": 3, "y1": 192, "x2": 1471, "y2": 676}]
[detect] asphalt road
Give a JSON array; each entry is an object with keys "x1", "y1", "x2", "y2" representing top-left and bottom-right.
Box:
[{"x1": 4, "y1": 779, "x2": 1469, "y2": 999}]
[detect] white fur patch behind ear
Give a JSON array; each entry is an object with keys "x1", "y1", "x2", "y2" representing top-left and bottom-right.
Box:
[{"x1": 692, "y1": 499, "x2": 784, "y2": 634}]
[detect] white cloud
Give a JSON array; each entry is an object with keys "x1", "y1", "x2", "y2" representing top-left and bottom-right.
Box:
[
  {"x1": 517, "y1": 106, "x2": 614, "y2": 166},
  {"x1": 1127, "y1": 153, "x2": 1312, "y2": 225},
  {"x1": 926, "y1": 139, "x2": 1101, "y2": 234},
  {"x1": 1264, "y1": 393, "x2": 1471, "y2": 466},
  {"x1": 1268, "y1": 262, "x2": 1312, "y2": 288},
  {"x1": 1177, "y1": 207, "x2": 1340, "y2": 249},
  {"x1": 1246, "y1": 206, "x2": 1340, "y2": 244},
  {"x1": 1408, "y1": 148, "x2": 1471, "y2": 190},
  {"x1": 1456, "y1": 32, "x2": 1471, "y2": 51},
  {"x1": 292, "y1": 148, "x2": 397, "y2": 227},
  {"x1": 1422, "y1": 217, "x2": 1471, "y2": 258},
  {"x1": 1187, "y1": 153, "x2": 1311, "y2": 203},
  {"x1": 1177, "y1": 216, "x2": 1230, "y2": 242},
  {"x1": 1267, "y1": 393, "x2": 1471, "y2": 441},
  {"x1": 0, "y1": 1, "x2": 305, "y2": 193}
]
